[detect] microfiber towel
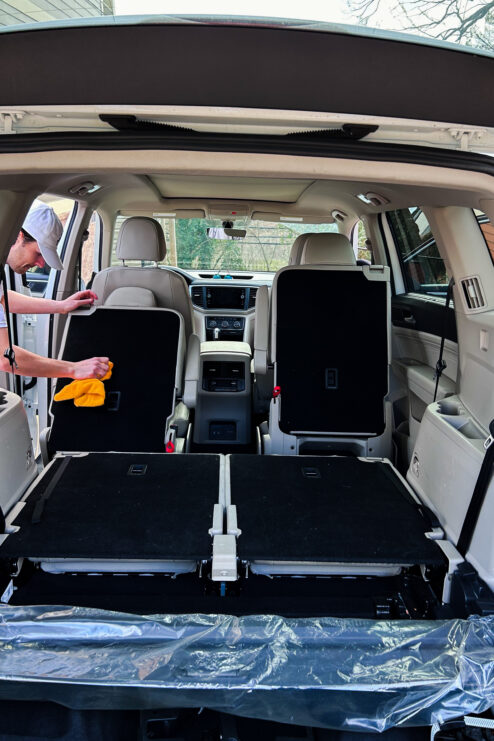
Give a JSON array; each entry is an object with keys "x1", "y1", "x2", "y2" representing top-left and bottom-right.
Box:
[{"x1": 54, "y1": 362, "x2": 114, "y2": 407}]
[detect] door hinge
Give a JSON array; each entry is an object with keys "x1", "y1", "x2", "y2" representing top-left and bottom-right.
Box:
[
  {"x1": 0, "y1": 111, "x2": 26, "y2": 135},
  {"x1": 448, "y1": 127, "x2": 486, "y2": 152}
]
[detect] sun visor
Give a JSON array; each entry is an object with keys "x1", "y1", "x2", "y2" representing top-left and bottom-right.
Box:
[{"x1": 0, "y1": 607, "x2": 493, "y2": 731}]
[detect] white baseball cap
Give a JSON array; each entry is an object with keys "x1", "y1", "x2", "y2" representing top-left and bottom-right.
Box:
[{"x1": 22, "y1": 202, "x2": 64, "y2": 270}]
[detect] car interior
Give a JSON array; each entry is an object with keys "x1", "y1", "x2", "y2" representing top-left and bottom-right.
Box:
[
  {"x1": 0, "y1": 14, "x2": 494, "y2": 738},
  {"x1": 0, "y1": 144, "x2": 493, "y2": 630}
]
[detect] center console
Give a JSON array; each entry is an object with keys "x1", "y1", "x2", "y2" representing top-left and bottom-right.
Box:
[
  {"x1": 205, "y1": 316, "x2": 245, "y2": 341},
  {"x1": 190, "y1": 284, "x2": 258, "y2": 344},
  {"x1": 193, "y1": 341, "x2": 252, "y2": 445}
]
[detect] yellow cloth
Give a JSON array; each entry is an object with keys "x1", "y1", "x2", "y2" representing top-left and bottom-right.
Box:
[{"x1": 54, "y1": 362, "x2": 113, "y2": 408}]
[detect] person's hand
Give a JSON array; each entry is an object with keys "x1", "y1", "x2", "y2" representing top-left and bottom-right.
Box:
[
  {"x1": 69, "y1": 357, "x2": 110, "y2": 380},
  {"x1": 61, "y1": 290, "x2": 98, "y2": 314}
]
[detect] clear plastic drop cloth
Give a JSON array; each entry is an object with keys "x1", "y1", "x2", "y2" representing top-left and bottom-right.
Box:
[{"x1": 0, "y1": 606, "x2": 493, "y2": 731}]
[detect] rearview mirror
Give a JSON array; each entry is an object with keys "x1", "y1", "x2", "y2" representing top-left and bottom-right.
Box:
[{"x1": 206, "y1": 227, "x2": 246, "y2": 239}]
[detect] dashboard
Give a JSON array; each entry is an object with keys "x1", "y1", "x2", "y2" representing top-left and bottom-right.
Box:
[{"x1": 185, "y1": 275, "x2": 272, "y2": 343}]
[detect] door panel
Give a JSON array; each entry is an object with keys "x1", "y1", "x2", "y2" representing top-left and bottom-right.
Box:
[{"x1": 392, "y1": 294, "x2": 458, "y2": 466}]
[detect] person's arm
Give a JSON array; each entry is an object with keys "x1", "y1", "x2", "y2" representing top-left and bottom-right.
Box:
[
  {"x1": 0, "y1": 328, "x2": 109, "y2": 379},
  {"x1": 6, "y1": 289, "x2": 98, "y2": 315}
]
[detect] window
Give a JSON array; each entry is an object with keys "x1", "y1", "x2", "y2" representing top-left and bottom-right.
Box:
[
  {"x1": 24, "y1": 195, "x2": 75, "y2": 298},
  {"x1": 474, "y1": 210, "x2": 494, "y2": 266},
  {"x1": 352, "y1": 220, "x2": 374, "y2": 264},
  {"x1": 387, "y1": 207, "x2": 449, "y2": 297},
  {"x1": 78, "y1": 212, "x2": 101, "y2": 289},
  {"x1": 112, "y1": 216, "x2": 339, "y2": 272}
]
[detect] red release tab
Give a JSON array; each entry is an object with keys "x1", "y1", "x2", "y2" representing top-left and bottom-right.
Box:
[
  {"x1": 272, "y1": 386, "x2": 281, "y2": 398},
  {"x1": 166, "y1": 440, "x2": 175, "y2": 453}
]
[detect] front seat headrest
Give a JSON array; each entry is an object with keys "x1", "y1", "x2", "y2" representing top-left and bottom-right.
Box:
[
  {"x1": 105, "y1": 287, "x2": 157, "y2": 307},
  {"x1": 288, "y1": 233, "x2": 314, "y2": 265},
  {"x1": 300, "y1": 233, "x2": 356, "y2": 265},
  {"x1": 116, "y1": 217, "x2": 166, "y2": 262}
]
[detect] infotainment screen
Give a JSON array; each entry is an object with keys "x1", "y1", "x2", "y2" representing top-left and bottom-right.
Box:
[{"x1": 206, "y1": 287, "x2": 246, "y2": 309}]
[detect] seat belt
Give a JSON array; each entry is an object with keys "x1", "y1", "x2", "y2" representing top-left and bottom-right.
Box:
[
  {"x1": 433, "y1": 277, "x2": 455, "y2": 402},
  {"x1": 456, "y1": 420, "x2": 494, "y2": 557},
  {"x1": 0, "y1": 264, "x2": 17, "y2": 375}
]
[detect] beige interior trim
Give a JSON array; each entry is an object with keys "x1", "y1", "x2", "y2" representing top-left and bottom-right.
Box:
[{"x1": 0, "y1": 151, "x2": 493, "y2": 198}]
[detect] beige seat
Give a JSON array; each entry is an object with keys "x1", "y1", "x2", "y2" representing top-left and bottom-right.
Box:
[{"x1": 92, "y1": 217, "x2": 194, "y2": 338}]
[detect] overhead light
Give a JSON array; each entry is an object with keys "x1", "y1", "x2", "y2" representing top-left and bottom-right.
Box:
[
  {"x1": 68, "y1": 181, "x2": 101, "y2": 196},
  {"x1": 356, "y1": 192, "x2": 390, "y2": 206}
]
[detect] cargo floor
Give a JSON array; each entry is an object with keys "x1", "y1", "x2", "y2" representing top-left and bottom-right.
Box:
[
  {"x1": 230, "y1": 455, "x2": 444, "y2": 566},
  {"x1": 0, "y1": 454, "x2": 220, "y2": 561}
]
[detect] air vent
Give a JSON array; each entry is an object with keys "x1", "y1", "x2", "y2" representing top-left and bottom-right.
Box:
[
  {"x1": 248, "y1": 287, "x2": 258, "y2": 308},
  {"x1": 191, "y1": 287, "x2": 205, "y2": 308},
  {"x1": 198, "y1": 273, "x2": 214, "y2": 278},
  {"x1": 460, "y1": 276, "x2": 486, "y2": 311}
]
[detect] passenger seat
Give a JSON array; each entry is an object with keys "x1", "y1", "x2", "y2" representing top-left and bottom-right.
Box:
[{"x1": 92, "y1": 217, "x2": 194, "y2": 338}]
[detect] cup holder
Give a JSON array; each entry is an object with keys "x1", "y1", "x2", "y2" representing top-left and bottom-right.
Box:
[{"x1": 437, "y1": 399, "x2": 461, "y2": 416}]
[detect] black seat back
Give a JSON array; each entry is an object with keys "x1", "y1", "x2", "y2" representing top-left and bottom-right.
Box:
[
  {"x1": 275, "y1": 267, "x2": 388, "y2": 436},
  {"x1": 49, "y1": 307, "x2": 182, "y2": 453}
]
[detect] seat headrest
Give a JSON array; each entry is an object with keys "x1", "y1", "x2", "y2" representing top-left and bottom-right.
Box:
[
  {"x1": 300, "y1": 233, "x2": 356, "y2": 265},
  {"x1": 116, "y1": 217, "x2": 166, "y2": 262},
  {"x1": 105, "y1": 287, "x2": 157, "y2": 307},
  {"x1": 288, "y1": 233, "x2": 314, "y2": 265}
]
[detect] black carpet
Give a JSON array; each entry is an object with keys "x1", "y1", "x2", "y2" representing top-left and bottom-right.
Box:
[
  {"x1": 0, "y1": 454, "x2": 219, "y2": 560},
  {"x1": 231, "y1": 455, "x2": 444, "y2": 566},
  {"x1": 276, "y1": 269, "x2": 388, "y2": 435},
  {"x1": 49, "y1": 308, "x2": 180, "y2": 453}
]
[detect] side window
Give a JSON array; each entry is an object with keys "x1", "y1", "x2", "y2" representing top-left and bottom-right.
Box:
[
  {"x1": 25, "y1": 195, "x2": 75, "y2": 297},
  {"x1": 387, "y1": 207, "x2": 449, "y2": 297},
  {"x1": 475, "y1": 210, "x2": 494, "y2": 265},
  {"x1": 353, "y1": 220, "x2": 374, "y2": 264},
  {"x1": 79, "y1": 212, "x2": 100, "y2": 288}
]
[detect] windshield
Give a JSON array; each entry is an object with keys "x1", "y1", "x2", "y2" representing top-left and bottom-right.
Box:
[
  {"x1": 1, "y1": 2, "x2": 493, "y2": 56},
  {"x1": 112, "y1": 217, "x2": 356, "y2": 272}
]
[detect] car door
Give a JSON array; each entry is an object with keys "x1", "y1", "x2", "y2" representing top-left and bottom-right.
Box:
[{"x1": 383, "y1": 206, "x2": 459, "y2": 463}]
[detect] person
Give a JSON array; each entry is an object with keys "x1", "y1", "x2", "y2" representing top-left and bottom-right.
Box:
[{"x1": 0, "y1": 202, "x2": 109, "y2": 380}]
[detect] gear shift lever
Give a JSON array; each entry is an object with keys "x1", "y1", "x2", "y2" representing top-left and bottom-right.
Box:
[{"x1": 213, "y1": 327, "x2": 220, "y2": 340}]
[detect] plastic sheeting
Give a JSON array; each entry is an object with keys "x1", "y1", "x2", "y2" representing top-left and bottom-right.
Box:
[{"x1": 0, "y1": 606, "x2": 493, "y2": 731}]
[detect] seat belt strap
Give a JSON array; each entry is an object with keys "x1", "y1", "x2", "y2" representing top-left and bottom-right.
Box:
[
  {"x1": 0, "y1": 264, "x2": 17, "y2": 373},
  {"x1": 456, "y1": 419, "x2": 494, "y2": 557},
  {"x1": 433, "y1": 277, "x2": 455, "y2": 402},
  {"x1": 31, "y1": 456, "x2": 72, "y2": 524}
]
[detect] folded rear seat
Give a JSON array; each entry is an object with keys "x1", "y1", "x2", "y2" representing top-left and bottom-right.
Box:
[
  {"x1": 226, "y1": 453, "x2": 448, "y2": 578},
  {"x1": 0, "y1": 452, "x2": 223, "y2": 575},
  {"x1": 0, "y1": 305, "x2": 225, "y2": 575}
]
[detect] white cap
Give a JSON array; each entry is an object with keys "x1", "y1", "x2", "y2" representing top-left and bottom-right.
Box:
[{"x1": 23, "y1": 202, "x2": 63, "y2": 270}]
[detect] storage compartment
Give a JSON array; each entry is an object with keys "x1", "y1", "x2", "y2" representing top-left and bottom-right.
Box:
[
  {"x1": 408, "y1": 397, "x2": 494, "y2": 588},
  {"x1": 0, "y1": 390, "x2": 37, "y2": 517}
]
